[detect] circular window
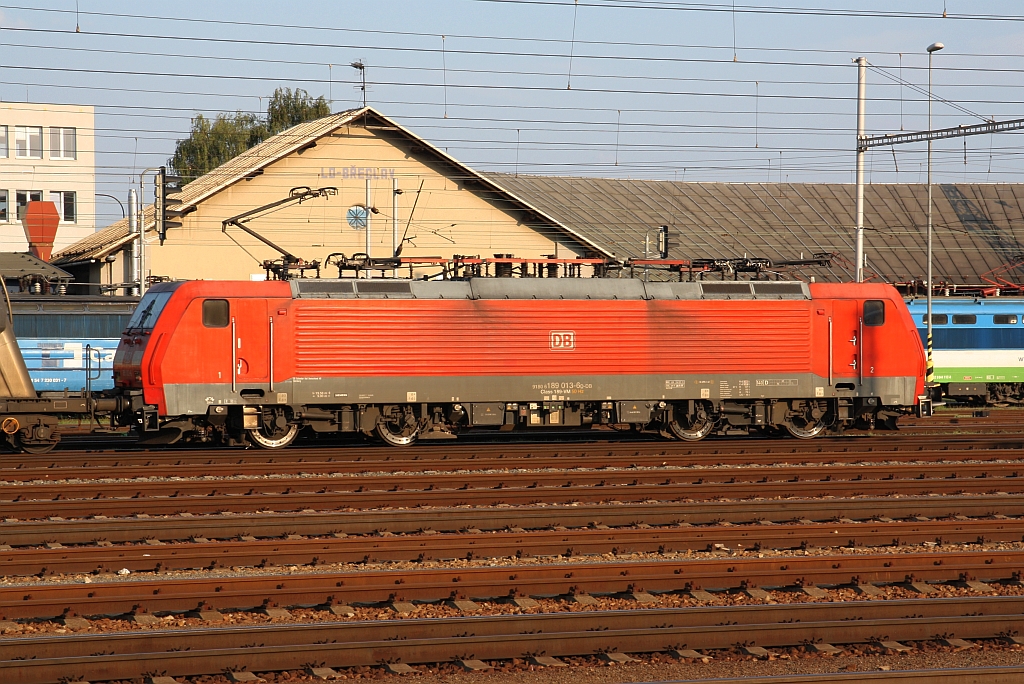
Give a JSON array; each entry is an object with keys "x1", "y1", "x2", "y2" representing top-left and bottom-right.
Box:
[{"x1": 346, "y1": 205, "x2": 368, "y2": 229}]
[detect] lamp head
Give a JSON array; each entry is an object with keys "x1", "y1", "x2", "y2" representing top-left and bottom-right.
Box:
[{"x1": 927, "y1": 42, "x2": 944, "y2": 53}]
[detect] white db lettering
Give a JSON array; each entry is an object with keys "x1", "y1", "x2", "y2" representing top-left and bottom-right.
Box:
[{"x1": 550, "y1": 331, "x2": 575, "y2": 351}]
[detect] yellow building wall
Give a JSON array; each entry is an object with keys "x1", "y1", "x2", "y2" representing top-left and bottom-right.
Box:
[{"x1": 143, "y1": 125, "x2": 581, "y2": 282}]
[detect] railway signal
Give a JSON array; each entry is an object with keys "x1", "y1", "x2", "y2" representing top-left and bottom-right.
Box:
[
  {"x1": 155, "y1": 166, "x2": 184, "y2": 245},
  {"x1": 657, "y1": 225, "x2": 670, "y2": 259}
]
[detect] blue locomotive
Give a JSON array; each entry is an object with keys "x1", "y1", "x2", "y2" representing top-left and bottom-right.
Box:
[
  {"x1": 904, "y1": 297, "x2": 1024, "y2": 403},
  {"x1": 11, "y1": 295, "x2": 137, "y2": 392}
]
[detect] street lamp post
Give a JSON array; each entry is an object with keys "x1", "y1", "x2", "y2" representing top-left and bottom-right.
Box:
[{"x1": 926, "y1": 41, "x2": 944, "y2": 387}]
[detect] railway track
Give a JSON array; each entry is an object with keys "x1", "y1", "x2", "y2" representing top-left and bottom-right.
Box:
[
  {"x1": 9, "y1": 430, "x2": 1024, "y2": 471},
  {"x1": 3, "y1": 492, "x2": 1022, "y2": 546},
  {"x1": 2, "y1": 515, "x2": 1023, "y2": 576},
  {"x1": 8, "y1": 459, "x2": 1024, "y2": 496},
  {"x1": 675, "y1": 671, "x2": 1024, "y2": 684},
  {"x1": 3, "y1": 597, "x2": 1024, "y2": 683},
  {"x1": 5, "y1": 427, "x2": 1024, "y2": 683},
  {"x1": 2, "y1": 549, "x2": 1022, "y2": 620},
  {"x1": 4, "y1": 459, "x2": 1024, "y2": 519}
]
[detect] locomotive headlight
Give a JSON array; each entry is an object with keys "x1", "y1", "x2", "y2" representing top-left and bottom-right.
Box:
[{"x1": 657, "y1": 401, "x2": 667, "y2": 409}]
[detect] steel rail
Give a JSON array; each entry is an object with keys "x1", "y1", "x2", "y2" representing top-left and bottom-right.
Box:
[
  {"x1": 3, "y1": 599, "x2": 1024, "y2": 683},
  {"x1": 6, "y1": 443, "x2": 1024, "y2": 481},
  {"x1": 631, "y1": 669, "x2": 1024, "y2": 684},
  {"x1": 6, "y1": 461, "x2": 1024, "y2": 501},
  {"x1": 3, "y1": 493, "x2": 1022, "y2": 547},
  {"x1": 4, "y1": 432, "x2": 1023, "y2": 472},
  {"x1": 4, "y1": 472, "x2": 1023, "y2": 519},
  {"x1": 3, "y1": 517, "x2": 1022, "y2": 576},
  {"x1": 6, "y1": 596, "x2": 1024, "y2": 657},
  {"x1": 1, "y1": 549, "x2": 1022, "y2": 620}
]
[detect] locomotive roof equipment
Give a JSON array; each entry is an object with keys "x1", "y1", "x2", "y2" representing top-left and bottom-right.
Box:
[{"x1": 221, "y1": 186, "x2": 338, "y2": 281}]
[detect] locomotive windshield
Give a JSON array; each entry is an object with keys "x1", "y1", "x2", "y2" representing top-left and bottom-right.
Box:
[{"x1": 125, "y1": 291, "x2": 173, "y2": 332}]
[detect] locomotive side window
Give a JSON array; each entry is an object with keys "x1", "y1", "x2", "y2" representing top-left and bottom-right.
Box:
[
  {"x1": 952, "y1": 314, "x2": 977, "y2": 325},
  {"x1": 202, "y1": 299, "x2": 230, "y2": 328},
  {"x1": 863, "y1": 300, "x2": 885, "y2": 326},
  {"x1": 922, "y1": 314, "x2": 948, "y2": 325},
  {"x1": 994, "y1": 314, "x2": 1018, "y2": 325}
]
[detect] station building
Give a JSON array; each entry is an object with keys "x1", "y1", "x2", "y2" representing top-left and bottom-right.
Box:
[
  {"x1": 54, "y1": 107, "x2": 607, "y2": 289},
  {"x1": 54, "y1": 106, "x2": 1024, "y2": 291}
]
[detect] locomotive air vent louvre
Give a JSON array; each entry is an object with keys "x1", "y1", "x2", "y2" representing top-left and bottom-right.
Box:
[
  {"x1": 751, "y1": 282, "x2": 808, "y2": 298},
  {"x1": 293, "y1": 281, "x2": 354, "y2": 297},
  {"x1": 355, "y1": 281, "x2": 413, "y2": 295},
  {"x1": 700, "y1": 282, "x2": 754, "y2": 298}
]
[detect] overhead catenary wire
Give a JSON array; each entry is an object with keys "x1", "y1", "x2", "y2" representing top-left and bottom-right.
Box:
[{"x1": 0, "y1": 2, "x2": 1020, "y2": 235}]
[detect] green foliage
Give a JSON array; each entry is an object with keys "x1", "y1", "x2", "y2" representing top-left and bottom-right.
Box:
[
  {"x1": 267, "y1": 87, "x2": 331, "y2": 134},
  {"x1": 168, "y1": 88, "x2": 332, "y2": 183}
]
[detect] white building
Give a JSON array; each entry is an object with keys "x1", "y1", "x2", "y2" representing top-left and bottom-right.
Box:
[{"x1": 0, "y1": 102, "x2": 95, "y2": 254}]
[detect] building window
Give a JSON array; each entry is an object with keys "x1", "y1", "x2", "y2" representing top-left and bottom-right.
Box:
[
  {"x1": 14, "y1": 126, "x2": 42, "y2": 159},
  {"x1": 0, "y1": 126, "x2": 7, "y2": 158},
  {"x1": 49, "y1": 191, "x2": 76, "y2": 222},
  {"x1": 15, "y1": 190, "x2": 42, "y2": 220},
  {"x1": 0, "y1": 191, "x2": 7, "y2": 221},
  {"x1": 49, "y1": 127, "x2": 76, "y2": 160}
]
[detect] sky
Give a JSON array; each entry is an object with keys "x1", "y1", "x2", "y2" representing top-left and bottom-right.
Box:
[{"x1": 2, "y1": 1, "x2": 1023, "y2": 229}]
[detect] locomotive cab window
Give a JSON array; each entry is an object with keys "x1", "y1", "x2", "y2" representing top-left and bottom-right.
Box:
[
  {"x1": 952, "y1": 314, "x2": 977, "y2": 325},
  {"x1": 863, "y1": 300, "x2": 885, "y2": 326},
  {"x1": 125, "y1": 291, "x2": 173, "y2": 332},
  {"x1": 994, "y1": 314, "x2": 1018, "y2": 325},
  {"x1": 922, "y1": 314, "x2": 948, "y2": 325},
  {"x1": 202, "y1": 299, "x2": 230, "y2": 328}
]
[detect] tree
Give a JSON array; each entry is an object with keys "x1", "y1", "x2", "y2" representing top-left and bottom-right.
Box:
[
  {"x1": 168, "y1": 88, "x2": 331, "y2": 183},
  {"x1": 267, "y1": 87, "x2": 331, "y2": 134}
]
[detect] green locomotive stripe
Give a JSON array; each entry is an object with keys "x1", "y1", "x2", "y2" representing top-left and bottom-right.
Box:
[{"x1": 932, "y1": 367, "x2": 1024, "y2": 383}]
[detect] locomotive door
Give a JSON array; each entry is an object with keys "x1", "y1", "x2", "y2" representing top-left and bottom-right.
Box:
[
  {"x1": 831, "y1": 300, "x2": 860, "y2": 383},
  {"x1": 231, "y1": 299, "x2": 270, "y2": 388}
]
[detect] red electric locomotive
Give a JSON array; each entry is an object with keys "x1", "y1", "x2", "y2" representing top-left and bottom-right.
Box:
[{"x1": 112, "y1": 277, "x2": 926, "y2": 447}]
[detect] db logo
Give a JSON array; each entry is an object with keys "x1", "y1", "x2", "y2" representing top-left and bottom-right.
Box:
[{"x1": 550, "y1": 331, "x2": 576, "y2": 351}]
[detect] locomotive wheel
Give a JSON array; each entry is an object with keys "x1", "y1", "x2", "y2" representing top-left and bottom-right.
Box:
[
  {"x1": 376, "y1": 420, "x2": 420, "y2": 446},
  {"x1": 376, "y1": 407, "x2": 421, "y2": 447},
  {"x1": 248, "y1": 423, "x2": 299, "y2": 449},
  {"x1": 667, "y1": 403, "x2": 715, "y2": 441},
  {"x1": 247, "y1": 408, "x2": 299, "y2": 449},
  {"x1": 783, "y1": 421, "x2": 827, "y2": 439},
  {"x1": 783, "y1": 400, "x2": 830, "y2": 439}
]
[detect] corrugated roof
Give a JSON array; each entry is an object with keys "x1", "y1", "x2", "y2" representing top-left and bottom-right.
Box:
[
  {"x1": 59, "y1": 105, "x2": 1024, "y2": 286},
  {"x1": 485, "y1": 174, "x2": 1024, "y2": 285}
]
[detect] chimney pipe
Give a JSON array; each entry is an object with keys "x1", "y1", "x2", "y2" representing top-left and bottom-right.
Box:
[{"x1": 21, "y1": 201, "x2": 60, "y2": 262}]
